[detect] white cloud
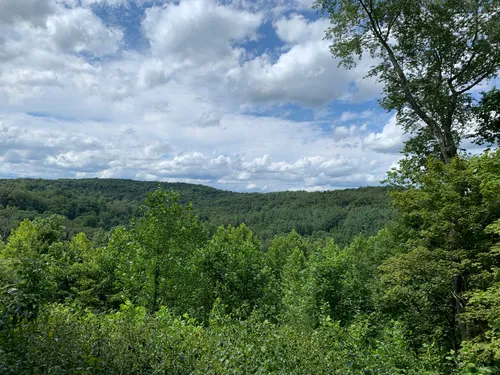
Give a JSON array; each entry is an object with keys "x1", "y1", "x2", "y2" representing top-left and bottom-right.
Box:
[
  {"x1": 0, "y1": 0, "x2": 406, "y2": 191},
  {"x1": 340, "y1": 110, "x2": 374, "y2": 122},
  {"x1": 143, "y1": 0, "x2": 262, "y2": 64},
  {"x1": 228, "y1": 14, "x2": 382, "y2": 107},
  {"x1": 0, "y1": 1, "x2": 124, "y2": 108},
  {"x1": 226, "y1": 0, "x2": 316, "y2": 15},
  {"x1": 0, "y1": 0, "x2": 54, "y2": 26},
  {"x1": 363, "y1": 115, "x2": 410, "y2": 154},
  {"x1": 332, "y1": 125, "x2": 359, "y2": 139},
  {"x1": 47, "y1": 7, "x2": 123, "y2": 56},
  {"x1": 80, "y1": 0, "x2": 129, "y2": 5},
  {"x1": 274, "y1": 13, "x2": 326, "y2": 44},
  {"x1": 0, "y1": 110, "x2": 403, "y2": 190}
]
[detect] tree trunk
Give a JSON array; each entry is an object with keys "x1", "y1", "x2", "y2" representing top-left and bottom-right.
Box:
[
  {"x1": 452, "y1": 274, "x2": 467, "y2": 352},
  {"x1": 365, "y1": 5, "x2": 459, "y2": 164},
  {"x1": 443, "y1": 126, "x2": 458, "y2": 162},
  {"x1": 151, "y1": 265, "x2": 160, "y2": 313}
]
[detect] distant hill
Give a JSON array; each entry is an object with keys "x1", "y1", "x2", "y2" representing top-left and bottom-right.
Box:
[{"x1": 0, "y1": 178, "x2": 396, "y2": 247}]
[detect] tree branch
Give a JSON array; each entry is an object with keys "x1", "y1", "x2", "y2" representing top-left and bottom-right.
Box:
[
  {"x1": 384, "y1": 0, "x2": 409, "y2": 41},
  {"x1": 357, "y1": 0, "x2": 450, "y2": 162},
  {"x1": 457, "y1": 69, "x2": 495, "y2": 95},
  {"x1": 449, "y1": 3, "x2": 480, "y2": 85}
]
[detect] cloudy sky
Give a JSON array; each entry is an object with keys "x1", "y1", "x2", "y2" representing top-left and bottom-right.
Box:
[{"x1": 0, "y1": 0, "x2": 411, "y2": 192}]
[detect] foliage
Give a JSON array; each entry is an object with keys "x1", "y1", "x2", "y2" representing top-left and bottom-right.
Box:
[
  {"x1": 195, "y1": 224, "x2": 268, "y2": 318},
  {"x1": 383, "y1": 150, "x2": 500, "y2": 361},
  {"x1": 314, "y1": 0, "x2": 500, "y2": 163},
  {"x1": 109, "y1": 190, "x2": 208, "y2": 315},
  {"x1": 0, "y1": 301, "x2": 440, "y2": 375},
  {"x1": 0, "y1": 216, "x2": 64, "y2": 327},
  {"x1": 1, "y1": 150, "x2": 500, "y2": 373},
  {"x1": 0, "y1": 178, "x2": 396, "y2": 247},
  {"x1": 457, "y1": 220, "x2": 500, "y2": 371},
  {"x1": 473, "y1": 88, "x2": 500, "y2": 146}
]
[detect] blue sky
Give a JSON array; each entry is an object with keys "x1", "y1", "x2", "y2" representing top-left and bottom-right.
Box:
[{"x1": 0, "y1": 0, "x2": 410, "y2": 191}]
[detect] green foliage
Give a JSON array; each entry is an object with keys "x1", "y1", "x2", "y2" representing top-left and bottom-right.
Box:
[
  {"x1": 379, "y1": 247, "x2": 459, "y2": 350},
  {"x1": 196, "y1": 224, "x2": 268, "y2": 317},
  {"x1": 134, "y1": 189, "x2": 207, "y2": 313},
  {"x1": 315, "y1": 0, "x2": 500, "y2": 163},
  {"x1": 0, "y1": 216, "x2": 64, "y2": 327},
  {"x1": 473, "y1": 88, "x2": 500, "y2": 146},
  {"x1": 457, "y1": 220, "x2": 500, "y2": 371},
  {"x1": 110, "y1": 189, "x2": 208, "y2": 314},
  {"x1": 388, "y1": 150, "x2": 500, "y2": 253},
  {"x1": 383, "y1": 150, "x2": 500, "y2": 359},
  {"x1": 0, "y1": 179, "x2": 396, "y2": 247},
  {"x1": 280, "y1": 245, "x2": 315, "y2": 328},
  {"x1": 0, "y1": 301, "x2": 441, "y2": 375},
  {"x1": 312, "y1": 230, "x2": 400, "y2": 325},
  {"x1": 266, "y1": 230, "x2": 309, "y2": 280},
  {"x1": 49, "y1": 232, "x2": 122, "y2": 310},
  {"x1": 1, "y1": 151, "x2": 499, "y2": 374}
]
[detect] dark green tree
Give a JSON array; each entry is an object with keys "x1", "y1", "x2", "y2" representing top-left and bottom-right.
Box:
[{"x1": 384, "y1": 149, "x2": 500, "y2": 353}]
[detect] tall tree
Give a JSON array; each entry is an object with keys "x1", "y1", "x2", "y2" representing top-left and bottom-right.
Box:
[
  {"x1": 130, "y1": 189, "x2": 207, "y2": 313},
  {"x1": 315, "y1": 0, "x2": 500, "y2": 163},
  {"x1": 385, "y1": 149, "x2": 500, "y2": 351},
  {"x1": 196, "y1": 224, "x2": 268, "y2": 317}
]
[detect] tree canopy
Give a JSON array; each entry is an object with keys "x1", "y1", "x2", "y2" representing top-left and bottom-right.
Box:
[
  {"x1": 1, "y1": 2, "x2": 500, "y2": 373},
  {"x1": 315, "y1": 0, "x2": 500, "y2": 163},
  {"x1": 0, "y1": 178, "x2": 395, "y2": 248}
]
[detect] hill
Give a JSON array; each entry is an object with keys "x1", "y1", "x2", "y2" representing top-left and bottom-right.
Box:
[{"x1": 0, "y1": 178, "x2": 396, "y2": 246}]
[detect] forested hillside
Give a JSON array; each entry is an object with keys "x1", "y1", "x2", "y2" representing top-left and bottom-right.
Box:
[
  {"x1": 1, "y1": 0, "x2": 500, "y2": 373},
  {"x1": 0, "y1": 179, "x2": 395, "y2": 247},
  {"x1": 1, "y1": 150, "x2": 500, "y2": 374}
]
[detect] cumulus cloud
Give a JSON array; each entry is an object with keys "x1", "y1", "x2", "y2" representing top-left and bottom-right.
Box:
[
  {"x1": 332, "y1": 125, "x2": 359, "y2": 140},
  {"x1": 0, "y1": 0, "x2": 405, "y2": 191},
  {"x1": 47, "y1": 7, "x2": 123, "y2": 56},
  {"x1": 0, "y1": 0, "x2": 125, "y2": 108},
  {"x1": 228, "y1": 14, "x2": 382, "y2": 107},
  {"x1": 143, "y1": 0, "x2": 262, "y2": 64},
  {"x1": 0, "y1": 109, "x2": 402, "y2": 191},
  {"x1": 0, "y1": 0, "x2": 54, "y2": 26},
  {"x1": 363, "y1": 115, "x2": 410, "y2": 154}
]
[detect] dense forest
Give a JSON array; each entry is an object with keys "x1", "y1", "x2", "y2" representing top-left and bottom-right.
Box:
[
  {"x1": 0, "y1": 150, "x2": 500, "y2": 374},
  {"x1": 0, "y1": 179, "x2": 395, "y2": 247},
  {"x1": 2, "y1": 0, "x2": 500, "y2": 373}
]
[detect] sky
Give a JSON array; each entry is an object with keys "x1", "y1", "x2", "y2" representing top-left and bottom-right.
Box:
[{"x1": 0, "y1": 0, "x2": 412, "y2": 192}]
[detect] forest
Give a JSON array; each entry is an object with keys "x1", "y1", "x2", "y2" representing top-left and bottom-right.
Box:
[
  {"x1": 0, "y1": 179, "x2": 395, "y2": 247},
  {"x1": 1, "y1": 150, "x2": 500, "y2": 374},
  {"x1": 2, "y1": 0, "x2": 500, "y2": 373}
]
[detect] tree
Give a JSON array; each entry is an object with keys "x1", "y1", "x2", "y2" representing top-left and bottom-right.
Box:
[
  {"x1": 266, "y1": 230, "x2": 310, "y2": 281},
  {"x1": 460, "y1": 220, "x2": 500, "y2": 370},
  {"x1": 48, "y1": 232, "x2": 122, "y2": 310},
  {"x1": 124, "y1": 189, "x2": 207, "y2": 313},
  {"x1": 196, "y1": 224, "x2": 268, "y2": 316},
  {"x1": 0, "y1": 216, "x2": 64, "y2": 326},
  {"x1": 385, "y1": 149, "x2": 500, "y2": 352},
  {"x1": 379, "y1": 247, "x2": 460, "y2": 351},
  {"x1": 280, "y1": 246, "x2": 315, "y2": 328},
  {"x1": 473, "y1": 87, "x2": 500, "y2": 146},
  {"x1": 315, "y1": 0, "x2": 500, "y2": 163}
]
